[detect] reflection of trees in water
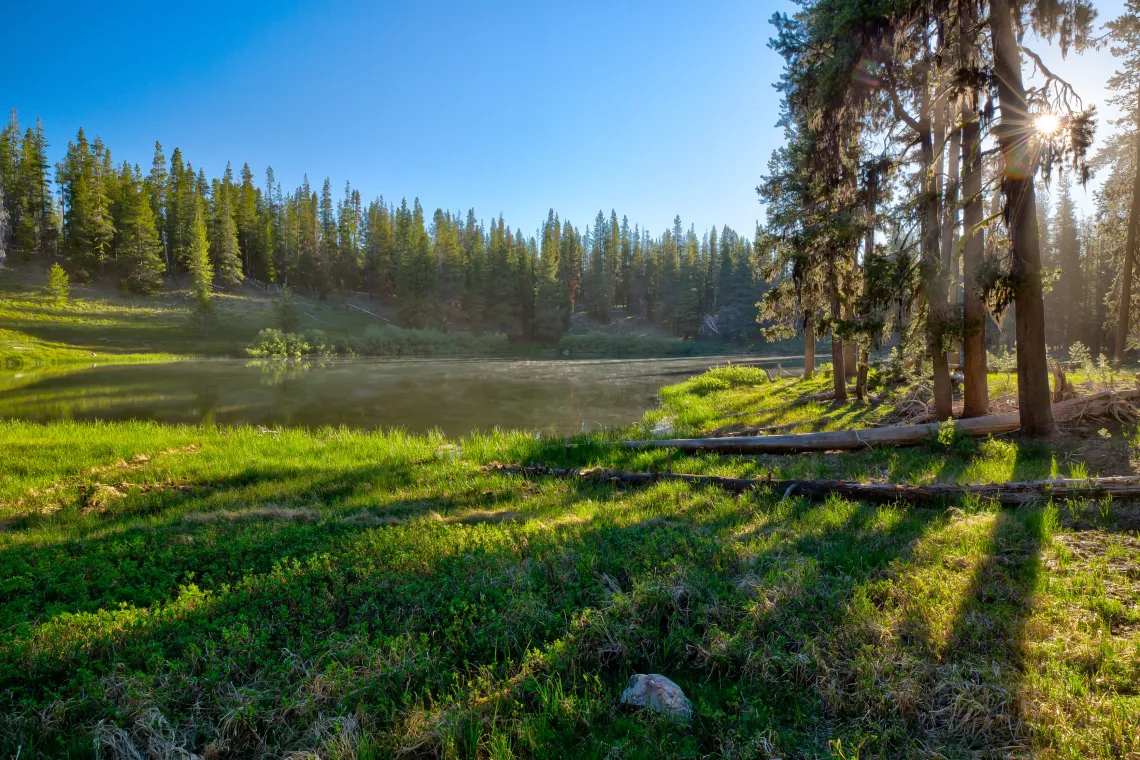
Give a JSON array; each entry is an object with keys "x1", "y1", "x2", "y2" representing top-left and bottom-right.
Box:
[
  {"x1": 247, "y1": 359, "x2": 316, "y2": 388},
  {"x1": 191, "y1": 383, "x2": 220, "y2": 425},
  {"x1": 1, "y1": 358, "x2": 735, "y2": 435}
]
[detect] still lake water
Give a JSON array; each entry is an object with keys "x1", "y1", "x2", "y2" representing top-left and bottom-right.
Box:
[{"x1": 0, "y1": 355, "x2": 803, "y2": 437}]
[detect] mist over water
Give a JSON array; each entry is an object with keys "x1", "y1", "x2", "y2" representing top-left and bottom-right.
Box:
[{"x1": 0, "y1": 355, "x2": 804, "y2": 437}]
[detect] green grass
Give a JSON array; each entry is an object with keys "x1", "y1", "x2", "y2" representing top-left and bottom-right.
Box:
[
  {"x1": 0, "y1": 263, "x2": 392, "y2": 369},
  {"x1": 2, "y1": 363, "x2": 1138, "y2": 758}
]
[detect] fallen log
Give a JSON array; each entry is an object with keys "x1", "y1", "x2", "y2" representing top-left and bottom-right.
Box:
[
  {"x1": 710, "y1": 420, "x2": 813, "y2": 437},
  {"x1": 625, "y1": 389, "x2": 1140, "y2": 454},
  {"x1": 491, "y1": 464, "x2": 1140, "y2": 505}
]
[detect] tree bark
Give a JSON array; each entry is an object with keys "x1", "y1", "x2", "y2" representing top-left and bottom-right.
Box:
[
  {"x1": 1114, "y1": 100, "x2": 1140, "y2": 363},
  {"x1": 627, "y1": 389, "x2": 1139, "y2": 454},
  {"x1": 942, "y1": 109, "x2": 961, "y2": 293},
  {"x1": 961, "y1": 87, "x2": 990, "y2": 417},
  {"x1": 843, "y1": 302, "x2": 858, "y2": 379},
  {"x1": 856, "y1": 164, "x2": 878, "y2": 403},
  {"x1": 921, "y1": 79, "x2": 953, "y2": 420},
  {"x1": 803, "y1": 308, "x2": 816, "y2": 378},
  {"x1": 990, "y1": 0, "x2": 1056, "y2": 436},
  {"x1": 829, "y1": 255, "x2": 847, "y2": 401}
]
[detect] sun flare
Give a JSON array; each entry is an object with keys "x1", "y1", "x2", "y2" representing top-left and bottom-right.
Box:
[{"x1": 1034, "y1": 113, "x2": 1062, "y2": 135}]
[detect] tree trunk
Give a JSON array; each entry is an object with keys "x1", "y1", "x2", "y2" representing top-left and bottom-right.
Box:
[
  {"x1": 497, "y1": 464, "x2": 1140, "y2": 507},
  {"x1": 960, "y1": 0, "x2": 988, "y2": 417},
  {"x1": 803, "y1": 309, "x2": 816, "y2": 378},
  {"x1": 856, "y1": 163, "x2": 878, "y2": 403},
  {"x1": 1114, "y1": 100, "x2": 1140, "y2": 363},
  {"x1": 991, "y1": 0, "x2": 1056, "y2": 436},
  {"x1": 855, "y1": 345, "x2": 870, "y2": 401},
  {"x1": 628, "y1": 389, "x2": 1139, "y2": 454},
  {"x1": 829, "y1": 257, "x2": 847, "y2": 401},
  {"x1": 921, "y1": 116, "x2": 953, "y2": 420},
  {"x1": 942, "y1": 110, "x2": 961, "y2": 294},
  {"x1": 843, "y1": 303, "x2": 858, "y2": 379},
  {"x1": 961, "y1": 87, "x2": 990, "y2": 417}
]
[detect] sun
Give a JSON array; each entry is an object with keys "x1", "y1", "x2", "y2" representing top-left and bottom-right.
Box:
[{"x1": 1034, "y1": 113, "x2": 1062, "y2": 135}]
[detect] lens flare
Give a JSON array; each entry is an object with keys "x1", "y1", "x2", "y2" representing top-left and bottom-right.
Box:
[{"x1": 1034, "y1": 113, "x2": 1061, "y2": 135}]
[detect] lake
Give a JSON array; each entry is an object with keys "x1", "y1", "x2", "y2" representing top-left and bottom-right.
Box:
[{"x1": 0, "y1": 355, "x2": 804, "y2": 437}]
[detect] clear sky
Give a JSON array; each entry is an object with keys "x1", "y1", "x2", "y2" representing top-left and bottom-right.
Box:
[{"x1": 1, "y1": 0, "x2": 1128, "y2": 236}]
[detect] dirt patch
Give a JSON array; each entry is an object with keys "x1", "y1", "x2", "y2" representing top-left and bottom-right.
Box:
[
  {"x1": 85, "y1": 444, "x2": 198, "y2": 477},
  {"x1": 1058, "y1": 436, "x2": 1138, "y2": 478},
  {"x1": 342, "y1": 509, "x2": 411, "y2": 527},
  {"x1": 87, "y1": 453, "x2": 152, "y2": 476},
  {"x1": 447, "y1": 509, "x2": 523, "y2": 526},
  {"x1": 82, "y1": 483, "x2": 126, "y2": 513},
  {"x1": 1048, "y1": 530, "x2": 1140, "y2": 637},
  {"x1": 182, "y1": 504, "x2": 319, "y2": 524}
]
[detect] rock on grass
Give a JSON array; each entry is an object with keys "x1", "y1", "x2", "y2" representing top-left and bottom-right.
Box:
[{"x1": 620, "y1": 674, "x2": 693, "y2": 722}]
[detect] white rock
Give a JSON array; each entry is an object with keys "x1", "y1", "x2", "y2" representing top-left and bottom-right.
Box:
[{"x1": 620, "y1": 673, "x2": 693, "y2": 721}]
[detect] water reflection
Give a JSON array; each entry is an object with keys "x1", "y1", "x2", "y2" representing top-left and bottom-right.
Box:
[{"x1": 0, "y1": 355, "x2": 803, "y2": 437}]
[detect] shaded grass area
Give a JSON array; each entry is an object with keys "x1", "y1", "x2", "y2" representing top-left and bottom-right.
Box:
[
  {"x1": 0, "y1": 268, "x2": 383, "y2": 369},
  {"x1": 2, "y1": 416, "x2": 1138, "y2": 758}
]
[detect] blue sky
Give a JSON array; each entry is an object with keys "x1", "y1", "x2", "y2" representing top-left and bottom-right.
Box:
[{"x1": 1, "y1": 0, "x2": 1127, "y2": 235}]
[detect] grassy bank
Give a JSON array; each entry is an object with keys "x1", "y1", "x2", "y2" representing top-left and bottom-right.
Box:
[
  {"x1": 0, "y1": 264, "x2": 389, "y2": 369},
  {"x1": 1, "y1": 264, "x2": 795, "y2": 369},
  {"x1": 2, "y1": 366, "x2": 1138, "y2": 758}
]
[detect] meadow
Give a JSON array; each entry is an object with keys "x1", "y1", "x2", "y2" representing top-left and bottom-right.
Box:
[
  {"x1": 2, "y1": 366, "x2": 1138, "y2": 759},
  {"x1": 0, "y1": 263, "x2": 777, "y2": 369}
]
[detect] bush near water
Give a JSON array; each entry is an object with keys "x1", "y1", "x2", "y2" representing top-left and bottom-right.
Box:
[{"x1": 246, "y1": 324, "x2": 511, "y2": 359}]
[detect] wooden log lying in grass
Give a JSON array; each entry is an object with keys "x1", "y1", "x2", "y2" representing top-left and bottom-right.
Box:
[
  {"x1": 711, "y1": 420, "x2": 812, "y2": 437},
  {"x1": 625, "y1": 389, "x2": 1140, "y2": 454},
  {"x1": 491, "y1": 464, "x2": 1140, "y2": 505}
]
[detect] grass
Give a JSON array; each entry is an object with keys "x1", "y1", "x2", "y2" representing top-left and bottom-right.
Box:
[
  {"x1": 2, "y1": 363, "x2": 1138, "y2": 758},
  {"x1": 0, "y1": 263, "x2": 391, "y2": 369}
]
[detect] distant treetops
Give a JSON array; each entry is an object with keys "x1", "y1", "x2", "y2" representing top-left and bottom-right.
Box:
[{"x1": 0, "y1": 111, "x2": 766, "y2": 342}]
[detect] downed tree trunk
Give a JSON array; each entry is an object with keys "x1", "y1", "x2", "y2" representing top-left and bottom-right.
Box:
[
  {"x1": 625, "y1": 389, "x2": 1140, "y2": 454},
  {"x1": 711, "y1": 420, "x2": 814, "y2": 437},
  {"x1": 491, "y1": 464, "x2": 1140, "y2": 506}
]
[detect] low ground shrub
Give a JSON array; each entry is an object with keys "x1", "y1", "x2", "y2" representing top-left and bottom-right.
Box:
[
  {"x1": 663, "y1": 364, "x2": 770, "y2": 397},
  {"x1": 245, "y1": 328, "x2": 327, "y2": 359}
]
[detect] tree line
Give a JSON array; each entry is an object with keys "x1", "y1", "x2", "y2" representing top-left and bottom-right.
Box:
[
  {"x1": 758, "y1": 0, "x2": 1140, "y2": 437},
  {"x1": 0, "y1": 113, "x2": 767, "y2": 342}
]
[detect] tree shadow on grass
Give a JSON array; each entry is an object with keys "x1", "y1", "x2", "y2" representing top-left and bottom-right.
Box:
[
  {"x1": 0, "y1": 460, "x2": 426, "y2": 626},
  {"x1": 0, "y1": 472, "x2": 945, "y2": 759}
]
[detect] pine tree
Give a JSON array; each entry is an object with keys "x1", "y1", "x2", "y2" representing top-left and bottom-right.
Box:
[
  {"x1": 1054, "y1": 175, "x2": 1083, "y2": 347},
  {"x1": 210, "y1": 179, "x2": 243, "y2": 287},
  {"x1": 315, "y1": 178, "x2": 337, "y2": 297},
  {"x1": 146, "y1": 142, "x2": 168, "y2": 270},
  {"x1": 0, "y1": 111, "x2": 20, "y2": 246},
  {"x1": 1108, "y1": 0, "x2": 1140, "y2": 360},
  {"x1": 362, "y1": 197, "x2": 395, "y2": 298},
  {"x1": 296, "y1": 176, "x2": 320, "y2": 291},
  {"x1": 558, "y1": 219, "x2": 581, "y2": 314},
  {"x1": 461, "y1": 209, "x2": 486, "y2": 325},
  {"x1": 618, "y1": 215, "x2": 632, "y2": 308},
  {"x1": 116, "y1": 165, "x2": 166, "y2": 294},
  {"x1": 236, "y1": 163, "x2": 264, "y2": 280},
  {"x1": 0, "y1": 184, "x2": 8, "y2": 266},
  {"x1": 187, "y1": 198, "x2": 214, "y2": 314},
  {"x1": 675, "y1": 230, "x2": 703, "y2": 338},
  {"x1": 336, "y1": 182, "x2": 362, "y2": 293},
  {"x1": 589, "y1": 210, "x2": 611, "y2": 322},
  {"x1": 534, "y1": 210, "x2": 569, "y2": 341}
]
